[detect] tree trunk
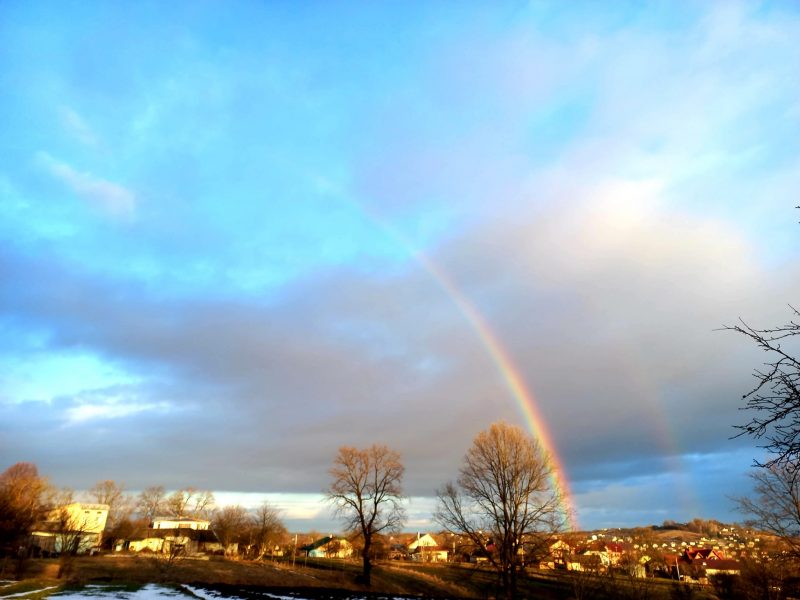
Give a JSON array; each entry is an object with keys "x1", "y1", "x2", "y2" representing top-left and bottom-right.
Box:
[
  {"x1": 507, "y1": 566, "x2": 517, "y2": 600},
  {"x1": 361, "y1": 536, "x2": 372, "y2": 586}
]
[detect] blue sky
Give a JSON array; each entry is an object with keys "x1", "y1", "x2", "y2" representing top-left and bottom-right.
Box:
[{"x1": 1, "y1": 0, "x2": 799, "y2": 531}]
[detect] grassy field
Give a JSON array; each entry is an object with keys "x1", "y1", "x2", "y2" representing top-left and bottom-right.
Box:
[{"x1": 0, "y1": 556, "x2": 721, "y2": 600}]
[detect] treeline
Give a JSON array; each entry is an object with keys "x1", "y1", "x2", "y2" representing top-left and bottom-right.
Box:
[
  {"x1": 0, "y1": 462, "x2": 288, "y2": 559},
  {"x1": 657, "y1": 518, "x2": 730, "y2": 536}
]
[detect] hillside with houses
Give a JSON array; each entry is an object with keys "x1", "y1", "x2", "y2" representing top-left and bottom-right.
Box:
[{"x1": 15, "y1": 496, "x2": 782, "y2": 588}]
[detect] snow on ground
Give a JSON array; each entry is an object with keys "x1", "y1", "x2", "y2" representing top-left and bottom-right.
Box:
[
  {"x1": 51, "y1": 584, "x2": 187, "y2": 599},
  {"x1": 180, "y1": 586, "x2": 242, "y2": 600},
  {"x1": 1, "y1": 586, "x2": 59, "y2": 598},
  {"x1": 0, "y1": 583, "x2": 392, "y2": 600}
]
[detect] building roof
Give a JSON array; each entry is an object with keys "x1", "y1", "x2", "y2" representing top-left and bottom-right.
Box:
[
  {"x1": 138, "y1": 527, "x2": 219, "y2": 543},
  {"x1": 704, "y1": 559, "x2": 741, "y2": 572},
  {"x1": 152, "y1": 516, "x2": 210, "y2": 523},
  {"x1": 300, "y1": 536, "x2": 349, "y2": 552}
]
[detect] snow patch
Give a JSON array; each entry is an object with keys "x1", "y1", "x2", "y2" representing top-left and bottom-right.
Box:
[
  {"x1": 1, "y1": 586, "x2": 58, "y2": 598},
  {"x1": 180, "y1": 587, "x2": 241, "y2": 600},
  {"x1": 52, "y1": 584, "x2": 186, "y2": 600}
]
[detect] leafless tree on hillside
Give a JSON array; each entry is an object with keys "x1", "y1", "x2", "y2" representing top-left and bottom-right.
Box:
[
  {"x1": 250, "y1": 502, "x2": 286, "y2": 560},
  {"x1": 212, "y1": 505, "x2": 249, "y2": 557},
  {"x1": 326, "y1": 444, "x2": 405, "y2": 585},
  {"x1": 736, "y1": 465, "x2": 800, "y2": 560},
  {"x1": 436, "y1": 421, "x2": 564, "y2": 600}
]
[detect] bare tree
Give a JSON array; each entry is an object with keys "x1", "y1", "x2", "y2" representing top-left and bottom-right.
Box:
[
  {"x1": 91, "y1": 482, "x2": 134, "y2": 551},
  {"x1": 736, "y1": 465, "x2": 800, "y2": 560},
  {"x1": 167, "y1": 488, "x2": 215, "y2": 519},
  {"x1": 167, "y1": 489, "x2": 193, "y2": 518},
  {"x1": 89, "y1": 480, "x2": 132, "y2": 543},
  {"x1": 435, "y1": 421, "x2": 564, "y2": 600},
  {"x1": 723, "y1": 306, "x2": 800, "y2": 471},
  {"x1": 191, "y1": 490, "x2": 215, "y2": 518},
  {"x1": 89, "y1": 480, "x2": 127, "y2": 515},
  {"x1": 212, "y1": 505, "x2": 249, "y2": 557},
  {"x1": 250, "y1": 502, "x2": 286, "y2": 560},
  {"x1": 326, "y1": 444, "x2": 405, "y2": 585},
  {"x1": 137, "y1": 486, "x2": 166, "y2": 523}
]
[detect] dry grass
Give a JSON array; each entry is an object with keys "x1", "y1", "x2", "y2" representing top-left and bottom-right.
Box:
[
  {"x1": 4, "y1": 556, "x2": 478, "y2": 597},
  {"x1": 4, "y1": 556, "x2": 718, "y2": 600}
]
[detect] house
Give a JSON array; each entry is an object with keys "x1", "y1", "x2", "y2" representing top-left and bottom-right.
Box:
[
  {"x1": 683, "y1": 547, "x2": 724, "y2": 562},
  {"x1": 118, "y1": 516, "x2": 221, "y2": 555},
  {"x1": 677, "y1": 547, "x2": 741, "y2": 579},
  {"x1": 605, "y1": 542, "x2": 626, "y2": 565},
  {"x1": 540, "y1": 539, "x2": 579, "y2": 570},
  {"x1": 123, "y1": 525, "x2": 221, "y2": 555},
  {"x1": 152, "y1": 516, "x2": 210, "y2": 530},
  {"x1": 31, "y1": 503, "x2": 109, "y2": 555},
  {"x1": 408, "y1": 533, "x2": 448, "y2": 562},
  {"x1": 301, "y1": 536, "x2": 353, "y2": 558},
  {"x1": 704, "y1": 559, "x2": 742, "y2": 577}
]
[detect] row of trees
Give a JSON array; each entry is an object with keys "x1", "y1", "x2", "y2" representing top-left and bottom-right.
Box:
[
  {"x1": 3, "y1": 420, "x2": 560, "y2": 598},
  {"x1": 0, "y1": 466, "x2": 287, "y2": 563},
  {"x1": 325, "y1": 421, "x2": 564, "y2": 599}
]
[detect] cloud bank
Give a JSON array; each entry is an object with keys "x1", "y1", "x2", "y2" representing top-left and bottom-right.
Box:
[{"x1": 1, "y1": 1, "x2": 799, "y2": 529}]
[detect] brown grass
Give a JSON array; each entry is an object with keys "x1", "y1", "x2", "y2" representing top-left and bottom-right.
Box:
[{"x1": 5, "y1": 556, "x2": 482, "y2": 597}]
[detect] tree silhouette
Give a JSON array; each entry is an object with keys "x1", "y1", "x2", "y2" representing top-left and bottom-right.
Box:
[
  {"x1": 724, "y1": 306, "x2": 800, "y2": 471},
  {"x1": 326, "y1": 444, "x2": 405, "y2": 585},
  {"x1": 436, "y1": 422, "x2": 564, "y2": 600}
]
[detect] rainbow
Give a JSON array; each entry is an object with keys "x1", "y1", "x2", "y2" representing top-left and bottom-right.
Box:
[
  {"x1": 317, "y1": 180, "x2": 578, "y2": 528},
  {"x1": 411, "y1": 251, "x2": 579, "y2": 530}
]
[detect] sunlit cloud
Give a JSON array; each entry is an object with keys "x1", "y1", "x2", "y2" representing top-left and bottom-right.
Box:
[{"x1": 66, "y1": 401, "x2": 170, "y2": 425}]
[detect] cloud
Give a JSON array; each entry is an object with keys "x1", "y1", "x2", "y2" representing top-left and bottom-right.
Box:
[
  {"x1": 36, "y1": 152, "x2": 136, "y2": 219},
  {"x1": 0, "y1": 221, "x2": 778, "y2": 501},
  {"x1": 59, "y1": 106, "x2": 99, "y2": 147},
  {"x1": 1, "y1": 2, "x2": 798, "y2": 529},
  {"x1": 64, "y1": 396, "x2": 172, "y2": 426}
]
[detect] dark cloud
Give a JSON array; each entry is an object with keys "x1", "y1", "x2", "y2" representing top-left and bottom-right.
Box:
[
  {"x1": 2, "y1": 1, "x2": 799, "y2": 529},
  {"x1": 1, "y1": 190, "x2": 790, "y2": 512}
]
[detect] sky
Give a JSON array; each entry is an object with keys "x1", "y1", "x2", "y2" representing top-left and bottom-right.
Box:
[{"x1": 1, "y1": 0, "x2": 800, "y2": 533}]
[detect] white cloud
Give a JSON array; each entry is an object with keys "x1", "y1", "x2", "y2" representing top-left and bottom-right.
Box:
[
  {"x1": 37, "y1": 152, "x2": 137, "y2": 219},
  {"x1": 65, "y1": 398, "x2": 171, "y2": 425},
  {"x1": 59, "y1": 106, "x2": 99, "y2": 147}
]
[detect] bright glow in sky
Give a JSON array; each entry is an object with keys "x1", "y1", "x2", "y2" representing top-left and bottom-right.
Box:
[{"x1": 2, "y1": 0, "x2": 799, "y2": 531}]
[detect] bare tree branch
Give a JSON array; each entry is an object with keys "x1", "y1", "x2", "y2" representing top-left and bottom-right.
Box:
[
  {"x1": 325, "y1": 444, "x2": 405, "y2": 585},
  {"x1": 736, "y1": 465, "x2": 800, "y2": 561},
  {"x1": 723, "y1": 306, "x2": 800, "y2": 471},
  {"x1": 435, "y1": 422, "x2": 565, "y2": 600}
]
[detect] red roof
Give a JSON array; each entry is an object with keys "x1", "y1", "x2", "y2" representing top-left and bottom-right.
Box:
[{"x1": 704, "y1": 559, "x2": 741, "y2": 572}]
